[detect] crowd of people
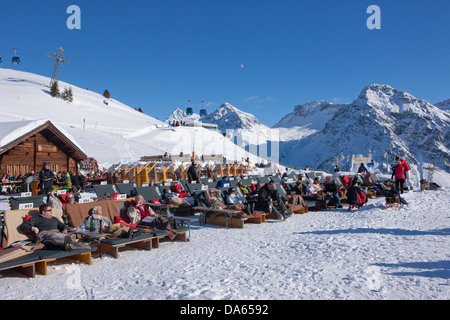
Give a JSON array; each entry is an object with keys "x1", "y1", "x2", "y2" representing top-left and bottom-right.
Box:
[
  {"x1": 1, "y1": 156, "x2": 428, "y2": 255},
  {"x1": 0, "y1": 162, "x2": 110, "y2": 195},
  {"x1": 169, "y1": 120, "x2": 187, "y2": 127}
]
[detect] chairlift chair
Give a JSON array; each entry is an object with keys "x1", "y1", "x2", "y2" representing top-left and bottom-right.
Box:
[{"x1": 12, "y1": 48, "x2": 21, "y2": 65}]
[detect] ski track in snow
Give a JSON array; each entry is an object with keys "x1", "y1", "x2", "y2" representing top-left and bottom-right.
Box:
[{"x1": 1, "y1": 189, "x2": 449, "y2": 300}]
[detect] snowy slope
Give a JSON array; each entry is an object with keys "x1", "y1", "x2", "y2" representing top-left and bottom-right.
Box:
[
  {"x1": 0, "y1": 69, "x2": 265, "y2": 167},
  {"x1": 0, "y1": 69, "x2": 163, "y2": 133}
]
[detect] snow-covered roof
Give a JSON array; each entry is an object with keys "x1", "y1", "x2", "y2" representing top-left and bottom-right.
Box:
[{"x1": 0, "y1": 119, "x2": 87, "y2": 158}]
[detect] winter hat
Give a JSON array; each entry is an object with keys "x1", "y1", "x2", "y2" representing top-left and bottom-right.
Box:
[{"x1": 42, "y1": 162, "x2": 49, "y2": 167}]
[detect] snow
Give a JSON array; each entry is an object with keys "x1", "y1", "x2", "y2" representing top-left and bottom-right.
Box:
[
  {"x1": 435, "y1": 99, "x2": 450, "y2": 111},
  {"x1": 1, "y1": 188, "x2": 449, "y2": 300},
  {"x1": 0, "y1": 119, "x2": 86, "y2": 154}
]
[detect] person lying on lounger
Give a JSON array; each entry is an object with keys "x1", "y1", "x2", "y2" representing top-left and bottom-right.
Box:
[
  {"x1": 83, "y1": 205, "x2": 140, "y2": 239},
  {"x1": 127, "y1": 194, "x2": 178, "y2": 237},
  {"x1": 19, "y1": 204, "x2": 90, "y2": 251},
  {"x1": 205, "y1": 188, "x2": 249, "y2": 218}
]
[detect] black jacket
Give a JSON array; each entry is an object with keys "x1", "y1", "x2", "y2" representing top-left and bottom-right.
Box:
[
  {"x1": 71, "y1": 174, "x2": 80, "y2": 187},
  {"x1": 39, "y1": 169, "x2": 55, "y2": 188},
  {"x1": 187, "y1": 166, "x2": 200, "y2": 182},
  {"x1": 256, "y1": 185, "x2": 280, "y2": 211},
  {"x1": 324, "y1": 181, "x2": 338, "y2": 194},
  {"x1": 19, "y1": 215, "x2": 68, "y2": 234}
]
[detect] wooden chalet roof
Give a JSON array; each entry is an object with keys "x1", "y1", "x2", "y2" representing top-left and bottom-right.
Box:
[{"x1": 0, "y1": 120, "x2": 87, "y2": 161}]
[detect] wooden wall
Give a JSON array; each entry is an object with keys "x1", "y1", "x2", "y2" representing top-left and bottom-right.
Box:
[{"x1": 0, "y1": 132, "x2": 78, "y2": 175}]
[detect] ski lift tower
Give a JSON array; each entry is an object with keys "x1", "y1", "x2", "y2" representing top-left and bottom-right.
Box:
[{"x1": 48, "y1": 47, "x2": 69, "y2": 87}]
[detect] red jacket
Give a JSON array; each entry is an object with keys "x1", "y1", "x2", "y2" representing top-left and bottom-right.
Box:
[
  {"x1": 392, "y1": 165, "x2": 406, "y2": 180},
  {"x1": 399, "y1": 158, "x2": 410, "y2": 172},
  {"x1": 341, "y1": 175, "x2": 353, "y2": 186}
]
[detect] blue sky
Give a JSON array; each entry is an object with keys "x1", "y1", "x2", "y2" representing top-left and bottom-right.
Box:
[{"x1": 1, "y1": 0, "x2": 449, "y2": 126}]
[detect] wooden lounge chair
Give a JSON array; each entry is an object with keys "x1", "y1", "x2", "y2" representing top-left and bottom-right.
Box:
[
  {"x1": 64, "y1": 200, "x2": 186, "y2": 259},
  {"x1": 192, "y1": 190, "x2": 249, "y2": 229},
  {"x1": 135, "y1": 186, "x2": 194, "y2": 216},
  {"x1": 0, "y1": 208, "x2": 93, "y2": 277},
  {"x1": 385, "y1": 196, "x2": 401, "y2": 211}
]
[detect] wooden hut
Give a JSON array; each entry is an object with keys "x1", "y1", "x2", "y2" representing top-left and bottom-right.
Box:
[{"x1": 0, "y1": 120, "x2": 88, "y2": 176}]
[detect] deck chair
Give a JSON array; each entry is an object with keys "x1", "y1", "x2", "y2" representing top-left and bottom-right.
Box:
[
  {"x1": 257, "y1": 176, "x2": 271, "y2": 184},
  {"x1": 270, "y1": 175, "x2": 281, "y2": 183},
  {"x1": 200, "y1": 177, "x2": 214, "y2": 184},
  {"x1": 8, "y1": 194, "x2": 48, "y2": 210},
  {"x1": 275, "y1": 183, "x2": 288, "y2": 197},
  {"x1": 192, "y1": 191, "x2": 248, "y2": 228},
  {"x1": 185, "y1": 182, "x2": 207, "y2": 194},
  {"x1": 135, "y1": 186, "x2": 163, "y2": 202},
  {"x1": 93, "y1": 184, "x2": 119, "y2": 199},
  {"x1": 115, "y1": 183, "x2": 137, "y2": 198}
]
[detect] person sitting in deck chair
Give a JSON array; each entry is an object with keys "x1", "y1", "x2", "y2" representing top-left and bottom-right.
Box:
[
  {"x1": 215, "y1": 176, "x2": 231, "y2": 188},
  {"x1": 163, "y1": 188, "x2": 192, "y2": 207},
  {"x1": 83, "y1": 206, "x2": 140, "y2": 239},
  {"x1": 346, "y1": 180, "x2": 368, "y2": 211},
  {"x1": 127, "y1": 194, "x2": 156, "y2": 224},
  {"x1": 226, "y1": 187, "x2": 255, "y2": 215},
  {"x1": 205, "y1": 188, "x2": 249, "y2": 217},
  {"x1": 19, "y1": 204, "x2": 90, "y2": 251},
  {"x1": 128, "y1": 194, "x2": 178, "y2": 238},
  {"x1": 305, "y1": 180, "x2": 319, "y2": 197},
  {"x1": 324, "y1": 176, "x2": 343, "y2": 208},
  {"x1": 283, "y1": 180, "x2": 307, "y2": 208},
  {"x1": 312, "y1": 177, "x2": 324, "y2": 194},
  {"x1": 237, "y1": 181, "x2": 250, "y2": 197},
  {"x1": 291, "y1": 179, "x2": 306, "y2": 196},
  {"x1": 255, "y1": 181, "x2": 292, "y2": 221},
  {"x1": 362, "y1": 172, "x2": 375, "y2": 187},
  {"x1": 170, "y1": 184, "x2": 195, "y2": 205}
]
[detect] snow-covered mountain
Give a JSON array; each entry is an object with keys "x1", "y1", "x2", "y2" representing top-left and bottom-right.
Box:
[
  {"x1": 273, "y1": 101, "x2": 339, "y2": 142},
  {"x1": 164, "y1": 102, "x2": 277, "y2": 160},
  {"x1": 165, "y1": 102, "x2": 269, "y2": 132},
  {"x1": 164, "y1": 107, "x2": 200, "y2": 124},
  {"x1": 202, "y1": 103, "x2": 269, "y2": 132},
  {"x1": 435, "y1": 99, "x2": 450, "y2": 111},
  {"x1": 0, "y1": 68, "x2": 266, "y2": 168},
  {"x1": 275, "y1": 84, "x2": 450, "y2": 186}
]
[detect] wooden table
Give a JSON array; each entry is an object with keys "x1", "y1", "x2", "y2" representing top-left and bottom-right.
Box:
[{"x1": 73, "y1": 230, "x2": 108, "y2": 258}]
